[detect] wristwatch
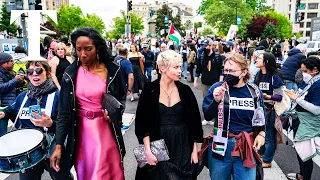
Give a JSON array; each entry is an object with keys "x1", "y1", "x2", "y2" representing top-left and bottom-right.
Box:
[{"x1": 127, "y1": 89, "x2": 132, "y2": 93}]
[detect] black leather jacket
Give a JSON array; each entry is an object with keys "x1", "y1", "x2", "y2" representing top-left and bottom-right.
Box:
[{"x1": 55, "y1": 60, "x2": 126, "y2": 170}]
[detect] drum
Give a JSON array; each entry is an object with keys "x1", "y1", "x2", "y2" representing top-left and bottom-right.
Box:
[{"x1": 0, "y1": 129, "x2": 47, "y2": 173}]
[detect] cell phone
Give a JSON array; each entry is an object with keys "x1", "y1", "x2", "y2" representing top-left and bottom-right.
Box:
[{"x1": 29, "y1": 105, "x2": 42, "y2": 118}]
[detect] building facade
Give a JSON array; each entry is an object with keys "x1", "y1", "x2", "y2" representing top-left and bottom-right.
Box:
[
  {"x1": 45, "y1": 0, "x2": 69, "y2": 10},
  {"x1": 272, "y1": 0, "x2": 320, "y2": 39}
]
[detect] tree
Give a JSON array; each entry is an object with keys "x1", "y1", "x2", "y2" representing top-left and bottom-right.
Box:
[
  {"x1": 155, "y1": 4, "x2": 184, "y2": 36},
  {"x1": 81, "y1": 14, "x2": 105, "y2": 35},
  {"x1": 184, "y1": 20, "x2": 193, "y2": 31},
  {"x1": 264, "y1": 10, "x2": 293, "y2": 39},
  {"x1": 246, "y1": 15, "x2": 278, "y2": 39},
  {"x1": 48, "y1": 5, "x2": 84, "y2": 37},
  {"x1": 200, "y1": 27, "x2": 213, "y2": 35},
  {"x1": 109, "y1": 10, "x2": 144, "y2": 38},
  {"x1": 197, "y1": 0, "x2": 214, "y2": 15},
  {"x1": 194, "y1": 22, "x2": 203, "y2": 29},
  {"x1": 0, "y1": 3, "x2": 18, "y2": 36},
  {"x1": 204, "y1": 0, "x2": 255, "y2": 36},
  {"x1": 41, "y1": 21, "x2": 64, "y2": 37},
  {"x1": 261, "y1": 22, "x2": 278, "y2": 39}
]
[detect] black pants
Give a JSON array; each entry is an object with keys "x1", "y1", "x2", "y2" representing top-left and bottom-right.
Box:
[
  {"x1": 19, "y1": 159, "x2": 73, "y2": 180},
  {"x1": 293, "y1": 118, "x2": 313, "y2": 180},
  {"x1": 188, "y1": 63, "x2": 195, "y2": 81}
]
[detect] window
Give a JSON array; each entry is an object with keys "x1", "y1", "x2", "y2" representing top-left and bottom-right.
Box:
[
  {"x1": 289, "y1": 14, "x2": 291, "y2": 19},
  {"x1": 300, "y1": 22, "x2": 304, "y2": 28},
  {"x1": 306, "y1": 31, "x2": 311, "y2": 37},
  {"x1": 53, "y1": 2, "x2": 55, "y2": 6},
  {"x1": 308, "y1": 3, "x2": 318, "y2": 9},
  {"x1": 289, "y1": 5, "x2": 291, "y2": 11},
  {"x1": 307, "y1": 42, "x2": 314, "y2": 48},
  {"x1": 299, "y1": 4, "x2": 306, "y2": 10},
  {"x1": 307, "y1": 13, "x2": 317, "y2": 19},
  {"x1": 307, "y1": 22, "x2": 311, "y2": 27},
  {"x1": 318, "y1": 43, "x2": 320, "y2": 48}
]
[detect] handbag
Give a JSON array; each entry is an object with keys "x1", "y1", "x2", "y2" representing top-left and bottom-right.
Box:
[
  {"x1": 102, "y1": 93, "x2": 124, "y2": 128},
  {"x1": 133, "y1": 139, "x2": 170, "y2": 168}
]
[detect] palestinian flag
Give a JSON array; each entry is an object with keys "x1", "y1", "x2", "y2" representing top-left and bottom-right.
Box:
[{"x1": 168, "y1": 25, "x2": 182, "y2": 46}]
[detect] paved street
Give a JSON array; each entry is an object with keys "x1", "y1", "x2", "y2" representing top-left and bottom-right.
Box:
[{"x1": 1, "y1": 78, "x2": 320, "y2": 180}]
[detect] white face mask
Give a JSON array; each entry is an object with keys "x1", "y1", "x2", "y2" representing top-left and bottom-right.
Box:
[{"x1": 303, "y1": 72, "x2": 312, "y2": 83}]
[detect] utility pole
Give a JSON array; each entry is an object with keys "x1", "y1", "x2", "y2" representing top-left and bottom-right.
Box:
[
  {"x1": 126, "y1": 0, "x2": 132, "y2": 39},
  {"x1": 235, "y1": 1, "x2": 238, "y2": 25}
]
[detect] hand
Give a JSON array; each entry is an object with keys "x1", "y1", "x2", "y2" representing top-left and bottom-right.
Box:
[
  {"x1": 152, "y1": 70, "x2": 157, "y2": 75},
  {"x1": 284, "y1": 89, "x2": 298, "y2": 100},
  {"x1": 50, "y1": 145, "x2": 63, "y2": 172},
  {"x1": 15, "y1": 74, "x2": 24, "y2": 81},
  {"x1": 102, "y1": 109, "x2": 111, "y2": 123},
  {"x1": 126, "y1": 91, "x2": 132, "y2": 96},
  {"x1": 0, "y1": 112, "x2": 5, "y2": 119},
  {"x1": 253, "y1": 132, "x2": 265, "y2": 151},
  {"x1": 193, "y1": 81, "x2": 198, "y2": 89},
  {"x1": 190, "y1": 151, "x2": 198, "y2": 164},
  {"x1": 30, "y1": 112, "x2": 53, "y2": 127},
  {"x1": 213, "y1": 83, "x2": 227, "y2": 102},
  {"x1": 263, "y1": 93, "x2": 271, "y2": 100},
  {"x1": 145, "y1": 150, "x2": 158, "y2": 166}
]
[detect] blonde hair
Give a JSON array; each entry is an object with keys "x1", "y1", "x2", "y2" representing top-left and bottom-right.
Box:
[
  {"x1": 224, "y1": 53, "x2": 251, "y2": 82},
  {"x1": 157, "y1": 50, "x2": 182, "y2": 74},
  {"x1": 54, "y1": 42, "x2": 67, "y2": 55}
]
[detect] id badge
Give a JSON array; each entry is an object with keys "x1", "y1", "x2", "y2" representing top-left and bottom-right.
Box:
[{"x1": 252, "y1": 107, "x2": 265, "y2": 126}]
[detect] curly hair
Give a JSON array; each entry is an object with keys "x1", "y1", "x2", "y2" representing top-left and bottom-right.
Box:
[{"x1": 70, "y1": 27, "x2": 112, "y2": 65}]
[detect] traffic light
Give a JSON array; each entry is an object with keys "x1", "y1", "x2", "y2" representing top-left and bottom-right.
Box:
[{"x1": 128, "y1": 0, "x2": 132, "y2": 11}]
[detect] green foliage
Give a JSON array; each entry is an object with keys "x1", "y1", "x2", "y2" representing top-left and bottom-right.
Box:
[
  {"x1": 48, "y1": 5, "x2": 84, "y2": 37},
  {"x1": 204, "y1": 0, "x2": 255, "y2": 36},
  {"x1": 264, "y1": 10, "x2": 293, "y2": 39},
  {"x1": 107, "y1": 11, "x2": 144, "y2": 39},
  {"x1": 200, "y1": 28, "x2": 213, "y2": 36},
  {"x1": 81, "y1": 14, "x2": 105, "y2": 35},
  {"x1": 194, "y1": 22, "x2": 203, "y2": 29},
  {"x1": 155, "y1": 4, "x2": 184, "y2": 36},
  {"x1": 261, "y1": 22, "x2": 278, "y2": 39},
  {"x1": 197, "y1": 0, "x2": 214, "y2": 15},
  {"x1": 0, "y1": 3, "x2": 18, "y2": 36},
  {"x1": 184, "y1": 20, "x2": 193, "y2": 30},
  {"x1": 296, "y1": 31, "x2": 303, "y2": 39}
]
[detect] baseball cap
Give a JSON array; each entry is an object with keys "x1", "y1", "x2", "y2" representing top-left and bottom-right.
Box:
[
  {"x1": 142, "y1": 44, "x2": 149, "y2": 48},
  {"x1": 203, "y1": 39, "x2": 213, "y2": 46}
]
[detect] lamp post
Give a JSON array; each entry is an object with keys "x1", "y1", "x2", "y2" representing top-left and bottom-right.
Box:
[{"x1": 220, "y1": 1, "x2": 239, "y2": 25}]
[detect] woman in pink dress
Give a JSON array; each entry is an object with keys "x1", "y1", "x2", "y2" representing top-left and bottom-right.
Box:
[{"x1": 50, "y1": 27, "x2": 126, "y2": 180}]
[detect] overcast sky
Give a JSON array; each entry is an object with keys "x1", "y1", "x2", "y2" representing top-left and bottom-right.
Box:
[{"x1": 69, "y1": 0, "x2": 272, "y2": 31}]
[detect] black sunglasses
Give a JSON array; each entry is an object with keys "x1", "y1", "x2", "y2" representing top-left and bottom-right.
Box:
[{"x1": 26, "y1": 68, "x2": 43, "y2": 75}]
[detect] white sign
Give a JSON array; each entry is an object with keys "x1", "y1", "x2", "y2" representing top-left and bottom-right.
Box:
[
  {"x1": 226, "y1": 25, "x2": 238, "y2": 41},
  {"x1": 10, "y1": 10, "x2": 57, "y2": 61},
  {"x1": 292, "y1": 24, "x2": 300, "y2": 33}
]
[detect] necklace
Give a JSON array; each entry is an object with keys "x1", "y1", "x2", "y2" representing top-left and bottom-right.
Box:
[{"x1": 160, "y1": 85, "x2": 175, "y2": 107}]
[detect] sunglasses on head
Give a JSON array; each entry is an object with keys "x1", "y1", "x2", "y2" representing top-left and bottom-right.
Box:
[{"x1": 26, "y1": 68, "x2": 43, "y2": 75}]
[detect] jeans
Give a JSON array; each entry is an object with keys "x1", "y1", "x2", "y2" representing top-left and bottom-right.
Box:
[
  {"x1": 182, "y1": 61, "x2": 188, "y2": 78},
  {"x1": 0, "y1": 118, "x2": 8, "y2": 136},
  {"x1": 188, "y1": 63, "x2": 195, "y2": 81},
  {"x1": 208, "y1": 138, "x2": 256, "y2": 180},
  {"x1": 19, "y1": 159, "x2": 73, "y2": 180},
  {"x1": 260, "y1": 109, "x2": 276, "y2": 163},
  {"x1": 145, "y1": 66, "x2": 152, "y2": 82},
  {"x1": 285, "y1": 81, "x2": 298, "y2": 91}
]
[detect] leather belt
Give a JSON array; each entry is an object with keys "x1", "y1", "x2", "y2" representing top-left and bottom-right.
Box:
[{"x1": 78, "y1": 110, "x2": 104, "y2": 119}]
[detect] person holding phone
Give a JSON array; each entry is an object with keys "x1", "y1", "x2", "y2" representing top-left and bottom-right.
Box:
[{"x1": 0, "y1": 60, "x2": 72, "y2": 180}]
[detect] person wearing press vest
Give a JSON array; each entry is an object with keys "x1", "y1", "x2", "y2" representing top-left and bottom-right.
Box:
[
  {"x1": 203, "y1": 53, "x2": 266, "y2": 180},
  {"x1": 0, "y1": 60, "x2": 72, "y2": 180}
]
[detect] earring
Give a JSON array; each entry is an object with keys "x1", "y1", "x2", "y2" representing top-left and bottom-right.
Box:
[{"x1": 97, "y1": 54, "x2": 100, "y2": 61}]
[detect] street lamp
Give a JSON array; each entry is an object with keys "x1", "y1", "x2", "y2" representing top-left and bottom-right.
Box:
[{"x1": 220, "y1": 1, "x2": 239, "y2": 25}]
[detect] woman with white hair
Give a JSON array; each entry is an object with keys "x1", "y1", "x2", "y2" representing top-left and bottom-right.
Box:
[{"x1": 135, "y1": 50, "x2": 203, "y2": 179}]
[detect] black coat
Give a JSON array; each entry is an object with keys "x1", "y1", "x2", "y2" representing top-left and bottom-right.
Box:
[
  {"x1": 55, "y1": 60, "x2": 126, "y2": 171},
  {"x1": 135, "y1": 80, "x2": 203, "y2": 151}
]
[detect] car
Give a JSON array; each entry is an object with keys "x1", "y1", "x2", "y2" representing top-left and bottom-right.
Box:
[{"x1": 305, "y1": 41, "x2": 320, "y2": 54}]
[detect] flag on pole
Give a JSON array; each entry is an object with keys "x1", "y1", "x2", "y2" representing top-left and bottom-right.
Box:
[{"x1": 168, "y1": 25, "x2": 182, "y2": 46}]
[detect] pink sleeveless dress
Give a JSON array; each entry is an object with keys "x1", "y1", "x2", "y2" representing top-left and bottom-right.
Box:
[{"x1": 75, "y1": 66, "x2": 124, "y2": 180}]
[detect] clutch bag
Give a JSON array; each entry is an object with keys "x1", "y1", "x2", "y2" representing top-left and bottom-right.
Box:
[
  {"x1": 133, "y1": 139, "x2": 170, "y2": 168},
  {"x1": 102, "y1": 93, "x2": 124, "y2": 128}
]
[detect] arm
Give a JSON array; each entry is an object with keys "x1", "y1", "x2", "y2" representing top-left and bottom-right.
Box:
[
  {"x1": 127, "y1": 73, "x2": 134, "y2": 93},
  {"x1": 49, "y1": 57, "x2": 61, "y2": 89},
  {"x1": 0, "y1": 76, "x2": 21, "y2": 94},
  {"x1": 296, "y1": 97, "x2": 320, "y2": 116},
  {"x1": 202, "y1": 83, "x2": 221, "y2": 120}
]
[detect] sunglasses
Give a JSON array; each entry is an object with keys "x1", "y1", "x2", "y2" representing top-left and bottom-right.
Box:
[{"x1": 26, "y1": 68, "x2": 43, "y2": 75}]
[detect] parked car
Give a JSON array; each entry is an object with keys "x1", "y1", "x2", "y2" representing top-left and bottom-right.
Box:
[{"x1": 305, "y1": 41, "x2": 320, "y2": 54}]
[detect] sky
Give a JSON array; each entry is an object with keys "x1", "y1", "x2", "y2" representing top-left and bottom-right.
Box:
[{"x1": 69, "y1": 0, "x2": 273, "y2": 31}]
